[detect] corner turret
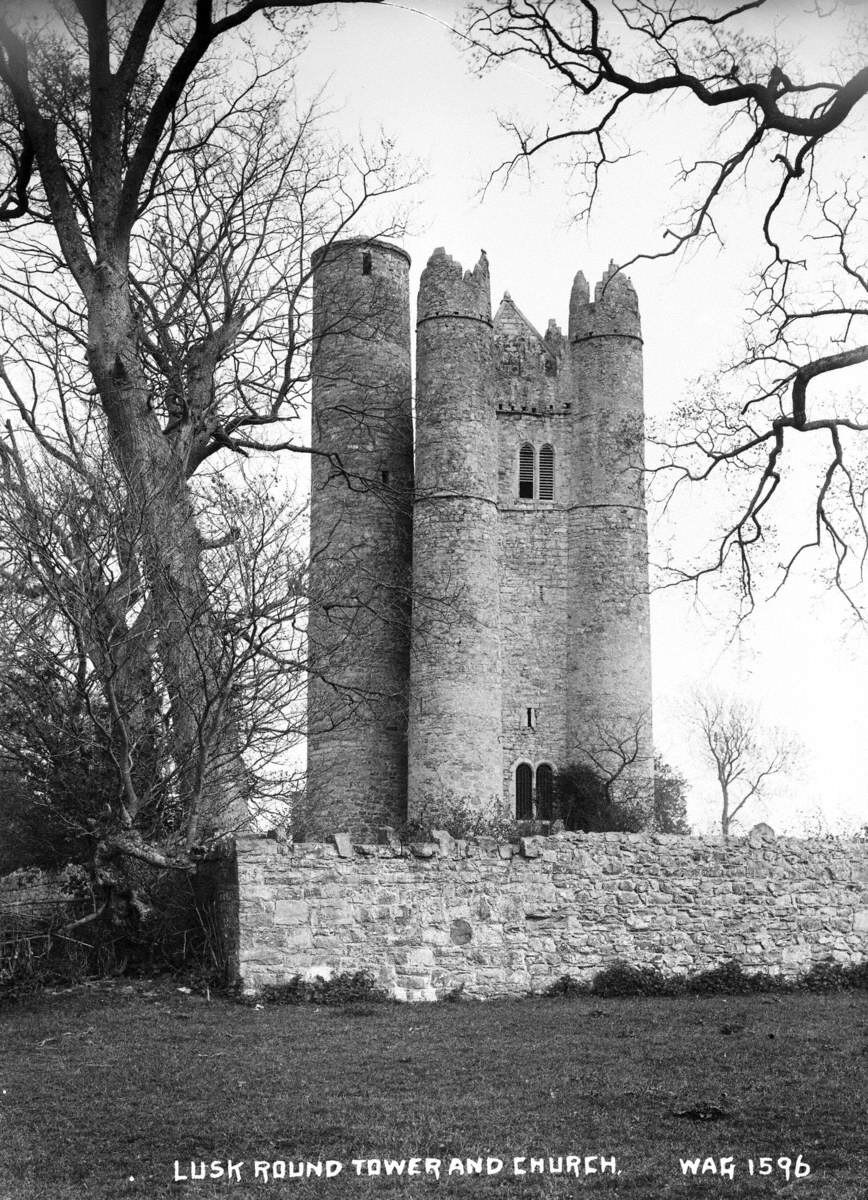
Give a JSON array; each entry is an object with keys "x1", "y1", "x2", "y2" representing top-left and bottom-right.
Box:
[
  {"x1": 417, "y1": 247, "x2": 491, "y2": 323},
  {"x1": 566, "y1": 258, "x2": 652, "y2": 819},
  {"x1": 569, "y1": 261, "x2": 641, "y2": 342},
  {"x1": 408, "y1": 247, "x2": 502, "y2": 816}
]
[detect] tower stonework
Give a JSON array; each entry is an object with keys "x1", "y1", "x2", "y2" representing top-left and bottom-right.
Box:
[
  {"x1": 407, "y1": 249, "x2": 503, "y2": 814},
  {"x1": 567, "y1": 266, "x2": 653, "y2": 796},
  {"x1": 307, "y1": 239, "x2": 413, "y2": 835},
  {"x1": 306, "y1": 241, "x2": 653, "y2": 830}
]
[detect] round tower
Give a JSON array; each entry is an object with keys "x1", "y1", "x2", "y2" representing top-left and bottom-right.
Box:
[
  {"x1": 566, "y1": 263, "x2": 653, "y2": 814},
  {"x1": 407, "y1": 248, "x2": 503, "y2": 816},
  {"x1": 307, "y1": 238, "x2": 413, "y2": 836}
]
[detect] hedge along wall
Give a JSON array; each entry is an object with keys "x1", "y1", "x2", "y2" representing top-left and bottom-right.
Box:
[{"x1": 226, "y1": 829, "x2": 868, "y2": 1000}]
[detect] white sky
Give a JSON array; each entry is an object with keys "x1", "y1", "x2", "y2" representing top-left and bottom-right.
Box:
[{"x1": 288, "y1": 0, "x2": 868, "y2": 834}]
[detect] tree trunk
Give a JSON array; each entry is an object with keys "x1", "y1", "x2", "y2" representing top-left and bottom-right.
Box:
[{"x1": 86, "y1": 264, "x2": 247, "y2": 843}]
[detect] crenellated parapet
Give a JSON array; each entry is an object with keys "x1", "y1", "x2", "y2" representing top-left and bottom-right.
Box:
[
  {"x1": 569, "y1": 262, "x2": 641, "y2": 342},
  {"x1": 417, "y1": 247, "x2": 491, "y2": 324}
]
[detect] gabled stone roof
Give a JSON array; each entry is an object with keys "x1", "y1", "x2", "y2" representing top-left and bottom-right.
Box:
[{"x1": 494, "y1": 290, "x2": 545, "y2": 344}]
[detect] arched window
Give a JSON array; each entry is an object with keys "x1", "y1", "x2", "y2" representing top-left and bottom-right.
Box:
[
  {"x1": 518, "y1": 443, "x2": 534, "y2": 499},
  {"x1": 515, "y1": 763, "x2": 533, "y2": 819},
  {"x1": 539, "y1": 444, "x2": 554, "y2": 500},
  {"x1": 536, "y1": 763, "x2": 554, "y2": 820}
]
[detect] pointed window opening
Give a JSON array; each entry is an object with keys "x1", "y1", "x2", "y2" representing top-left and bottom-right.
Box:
[
  {"x1": 362, "y1": 251, "x2": 372, "y2": 275},
  {"x1": 539, "y1": 444, "x2": 554, "y2": 500},
  {"x1": 518, "y1": 443, "x2": 534, "y2": 499},
  {"x1": 536, "y1": 763, "x2": 554, "y2": 821},
  {"x1": 516, "y1": 763, "x2": 533, "y2": 820}
]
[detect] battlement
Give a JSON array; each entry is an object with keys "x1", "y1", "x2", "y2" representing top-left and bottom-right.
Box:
[
  {"x1": 568, "y1": 261, "x2": 641, "y2": 342},
  {"x1": 417, "y1": 247, "x2": 491, "y2": 324}
]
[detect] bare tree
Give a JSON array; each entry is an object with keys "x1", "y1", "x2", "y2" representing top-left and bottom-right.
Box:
[
  {"x1": 694, "y1": 693, "x2": 795, "y2": 836},
  {"x1": 0, "y1": 434, "x2": 311, "y2": 920},
  {"x1": 467, "y1": 1, "x2": 868, "y2": 612},
  {"x1": 556, "y1": 711, "x2": 654, "y2": 831},
  {"x1": 0, "y1": 2, "x2": 411, "y2": 883}
]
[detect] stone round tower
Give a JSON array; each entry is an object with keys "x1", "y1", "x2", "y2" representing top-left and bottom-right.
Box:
[
  {"x1": 407, "y1": 248, "x2": 503, "y2": 816},
  {"x1": 307, "y1": 238, "x2": 413, "y2": 835},
  {"x1": 566, "y1": 263, "x2": 653, "y2": 809}
]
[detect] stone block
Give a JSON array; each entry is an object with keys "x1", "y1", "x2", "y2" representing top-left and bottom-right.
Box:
[
  {"x1": 431, "y1": 829, "x2": 455, "y2": 855},
  {"x1": 331, "y1": 832, "x2": 353, "y2": 858},
  {"x1": 274, "y1": 900, "x2": 309, "y2": 926}
]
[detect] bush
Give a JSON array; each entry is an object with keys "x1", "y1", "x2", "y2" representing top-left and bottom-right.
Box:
[
  {"x1": 544, "y1": 974, "x2": 590, "y2": 998},
  {"x1": 688, "y1": 960, "x2": 777, "y2": 994},
  {"x1": 653, "y1": 755, "x2": 691, "y2": 834},
  {"x1": 258, "y1": 970, "x2": 391, "y2": 1006},
  {"x1": 802, "y1": 958, "x2": 868, "y2": 991},
  {"x1": 553, "y1": 764, "x2": 645, "y2": 833},
  {"x1": 396, "y1": 794, "x2": 522, "y2": 843},
  {"x1": 542, "y1": 957, "x2": 868, "y2": 1000},
  {"x1": 591, "y1": 961, "x2": 680, "y2": 997}
]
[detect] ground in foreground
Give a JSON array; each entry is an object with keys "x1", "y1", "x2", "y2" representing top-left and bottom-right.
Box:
[{"x1": 1, "y1": 983, "x2": 866, "y2": 1198}]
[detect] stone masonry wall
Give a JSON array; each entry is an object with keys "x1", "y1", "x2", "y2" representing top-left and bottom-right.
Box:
[{"x1": 231, "y1": 830, "x2": 868, "y2": 1000}]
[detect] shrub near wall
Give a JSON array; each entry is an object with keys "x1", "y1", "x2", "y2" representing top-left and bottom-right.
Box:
[{"x1": 226, "y1": 828, "x2": 868, "y2": 1000}]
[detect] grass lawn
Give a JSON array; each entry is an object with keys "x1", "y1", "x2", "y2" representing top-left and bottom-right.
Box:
[{"x1": 1, "y1": 982, "x2": 865, "y2": 1199}]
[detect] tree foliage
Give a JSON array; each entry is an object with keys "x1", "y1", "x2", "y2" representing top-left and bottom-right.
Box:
[{"x1": 653, "y1": 754, "x2": 691, "y2": 834}]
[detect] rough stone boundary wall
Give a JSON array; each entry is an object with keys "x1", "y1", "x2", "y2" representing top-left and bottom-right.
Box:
[{"x1": 226, "y1": 830, "x2": 868, "y2": 1000}]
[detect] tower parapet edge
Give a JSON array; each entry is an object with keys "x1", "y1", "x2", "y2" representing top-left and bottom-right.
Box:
[
  {"x1": 416, "y1": 247, "x2": 492, "y2": 324},
  {"x1": 307, "y1": 237, "x2": 413, "y2": 836},
  {"x1": 407, "y1": 248, "x2": 503, "y2": 816},
  {"x1": 566, "y1": 262, "x2": 653, "y2": 817}
]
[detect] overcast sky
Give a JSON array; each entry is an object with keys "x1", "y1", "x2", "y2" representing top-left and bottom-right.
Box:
[{"x1": 290, "y1": 0, "x2": 868, "y2": 833}]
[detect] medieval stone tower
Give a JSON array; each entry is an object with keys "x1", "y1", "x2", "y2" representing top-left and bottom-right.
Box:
[{"x1": 307, "y1": 238, "x2": 653, "y2": 836}]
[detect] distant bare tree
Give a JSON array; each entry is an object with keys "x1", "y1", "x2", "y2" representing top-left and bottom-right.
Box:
[{"x1": 694, "y1": 693, "x2": 795, "y2": 836}]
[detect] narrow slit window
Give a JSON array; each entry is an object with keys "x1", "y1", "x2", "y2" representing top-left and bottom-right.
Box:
[
  {"x1": 516, "y1": 763, "x2": 533, "y2": 820},
  {"x1": 536, "y1": 763, "x2": 553, "y2": 821},
  {"x1": 539, "y1": 444, "x2": 554, "y2": 500},
  {"x1": 518, "y1": 443, "x2": 534, "y2": 499},
  {"x1": 362, "y1": 251, "x2": 372, "y2": 275}
]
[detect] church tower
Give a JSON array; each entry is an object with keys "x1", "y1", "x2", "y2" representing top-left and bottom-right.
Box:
[
  {"x1": 305, "y1": 239, "x2": 653, "y2": 833},
  {"x1": 306, "y1": 239, "x2": 413, "y2": 834}
]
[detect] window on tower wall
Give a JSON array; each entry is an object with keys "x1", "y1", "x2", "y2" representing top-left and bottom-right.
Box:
[
  {"x1": 539, "y1": 444, "x2": 554, "y2": 500},
  {"x1": 536, "y1": 763, "x2": 554, "y2": 820},
  {"x1": 518, "y1": 443, "x2": 534, "y2": 498},
  {"x1": 515, "y1": 763, "x2": 533, "y2": 819}
]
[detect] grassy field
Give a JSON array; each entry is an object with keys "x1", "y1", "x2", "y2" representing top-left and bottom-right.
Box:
[{"x1": 1, "y1": 982, "x2": 866, "y2": 1199}]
